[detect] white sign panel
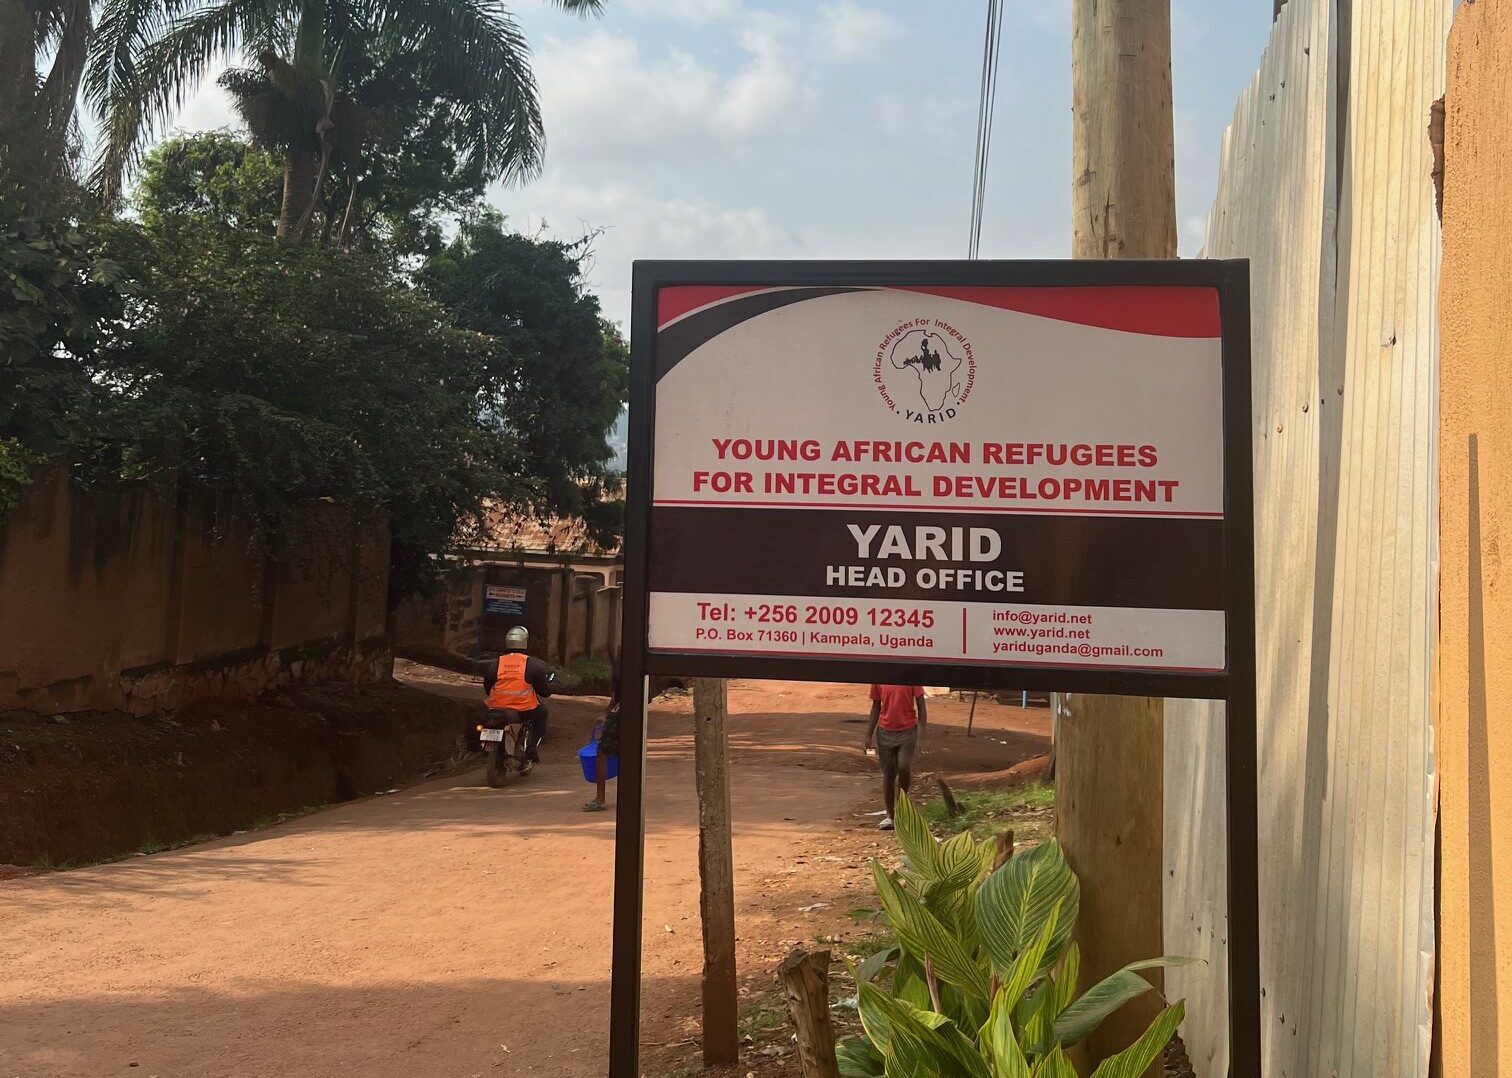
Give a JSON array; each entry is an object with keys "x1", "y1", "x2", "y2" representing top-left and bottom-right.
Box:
[{"x1": 645, "y1": 281, "x2": 1229, "y2": 674}]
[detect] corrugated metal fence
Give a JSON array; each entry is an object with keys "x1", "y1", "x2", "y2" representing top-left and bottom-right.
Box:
[{"x1": 1164, "y1": 1, "x2": 1446, "y2": 1075}]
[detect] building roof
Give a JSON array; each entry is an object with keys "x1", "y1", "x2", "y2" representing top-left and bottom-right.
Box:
[{"x1": 462, "y1": 502, "x2": 622, "y2": 561}]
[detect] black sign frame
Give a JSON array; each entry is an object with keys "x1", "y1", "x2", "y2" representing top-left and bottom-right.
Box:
[{"x1": 609, "y1": 259, "x2": 1259, "y2": 1078}]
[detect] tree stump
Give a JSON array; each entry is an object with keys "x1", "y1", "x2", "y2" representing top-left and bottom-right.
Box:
[
  {"x1": 936, "y1": 777, "x2": 964, "y2": 817},
  {"x1": 993, "y1": 829, "x2": 1016, "y2": 870},
  {"x1": 777, "y1": 948, "x2": 840, "y2": 1078}
]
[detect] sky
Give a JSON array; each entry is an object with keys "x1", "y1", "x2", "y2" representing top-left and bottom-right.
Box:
[{"x1": 172, "y1": 0, "x2": 1278, "y2": 333}]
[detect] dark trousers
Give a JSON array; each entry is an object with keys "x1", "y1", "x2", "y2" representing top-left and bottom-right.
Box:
[{"x1": 518, "y1": 704, "x2": 548, "y2": 758}]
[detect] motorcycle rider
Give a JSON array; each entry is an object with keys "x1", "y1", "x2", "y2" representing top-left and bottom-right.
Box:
[{"x1": 480, "y1": 626, "x2": 556, "y2": 767}]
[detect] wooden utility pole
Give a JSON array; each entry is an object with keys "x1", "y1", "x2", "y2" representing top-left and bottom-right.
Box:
[
  {"x1": 692, "y1": 677, "x2": 738, "y2": 1066},
  {"x1": 1064, "y1": 1, "x2": 1174, "y2": 1073}
]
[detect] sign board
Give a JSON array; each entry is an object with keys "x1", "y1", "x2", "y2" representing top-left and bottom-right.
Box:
[
  {"x1": 609, "y1": 261, "x2": 1260, "y2": 1078},
  {"x1": 647, "y1": 279, "x2": 1228, "y2": 679},
  {"x1": 483, "y1": 584, "x2": 526, "y2": 617}
]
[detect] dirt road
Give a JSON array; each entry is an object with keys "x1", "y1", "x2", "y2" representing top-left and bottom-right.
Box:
[{"x1": 0, "y1": 679, "x2": 1048, "y2": 1078}]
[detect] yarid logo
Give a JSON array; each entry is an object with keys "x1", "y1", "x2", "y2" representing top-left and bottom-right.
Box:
[{"x1": 873, "y1": 319, "x2": 977, "y2": 424}]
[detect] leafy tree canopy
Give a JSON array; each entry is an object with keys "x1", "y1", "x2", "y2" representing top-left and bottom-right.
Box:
[
  {"x1": 18, "y1": 213, "x2": 630, "y2": 591},
  {"x1": 0, "y1": 213, "x2": 129, "y2": 456},
  {"x1": 85, "y1": 0, "x2": 603, "y2": 233},
  {"x1": 77, "y1": 218, "x2": 535, "y2": 594},
  {"x1": 133, "y1": 122, "x2": 486, "y2": 259},
  {"x1": 421, "y1": 212, "x2": 628, "y2": 540},
  {"x1": 133, "y1": 130, "x2": 284, "y2": 233}
]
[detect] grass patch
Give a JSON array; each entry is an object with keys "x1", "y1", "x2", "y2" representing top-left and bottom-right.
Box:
[
  {"x1": 249, "y1": 804, "x2": 325, "y2": 832},
  {"x1": 922, "y1": 783, "x2": 1055, "y2": 845},
  {"x1": 136, "y1": 833, "x2": 216, "y2": 856},
  {"x1": 547, "y1": 657, "x2": 615, "y2": 694},
  {"x1": 739, "y1": 994, "x2": 789, "y2": 1040},
  {"x1": 845, "y1": 929, "x2": 898, "y2": 962},
  {"x1": 26, "y1": 829, "x2": 225, "y2": 873}
]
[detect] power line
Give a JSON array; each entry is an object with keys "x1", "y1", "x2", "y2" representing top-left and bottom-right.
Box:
[{"x1": 969, "y1": 0, "x2": 1005, "y2": 259}]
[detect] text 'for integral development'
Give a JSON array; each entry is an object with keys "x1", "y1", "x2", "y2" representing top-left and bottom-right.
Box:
[{"x1": 689, "y1": 437, "x2": 1182, "y2": 504}]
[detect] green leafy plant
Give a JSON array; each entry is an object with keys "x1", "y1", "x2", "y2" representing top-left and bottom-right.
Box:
[{"x1": 838, "y1": 792, "x2": 1190, "y2": 1077}]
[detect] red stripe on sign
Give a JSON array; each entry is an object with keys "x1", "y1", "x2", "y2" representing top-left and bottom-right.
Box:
[
  {"x1": 657, "y1": 286, "x2": 771, "y2": 327},
  {"x1": 896, "y1": 286, "x2": 1222, "y2": 338},
  {"x1": 652, "y1": 498, "x2": 1224, "y2": 519}
]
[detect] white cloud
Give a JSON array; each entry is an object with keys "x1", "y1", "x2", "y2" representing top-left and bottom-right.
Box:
[
  {"x1": 172, "y1": 68, "x2": 240, "y2": 135},
  {"x1": 818, "y1": 1, "x2": 900, "y2": 59},
  {"x1": 534, "y1": 26, "x2": 800, "y2": 166},
  {"x1": 720, "y1": 19, "x2": 801, "y2": 133},
  {"x1": 620, "y1": 0, "x2": 740, "y2": 22},
  {"x1": 877, "y1": 91, "x2": 972, "y2": 138},
  {"x1": 498, "y1": 173, "x2": 800, "y2": 327}
]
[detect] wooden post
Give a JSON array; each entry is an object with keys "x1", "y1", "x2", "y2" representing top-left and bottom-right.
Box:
[
  {"x1": 777, "y1": 949, "x2": 840, "y2": 1078},
  {"x1": 1066, "y1": 1, "x2": 1173, "y2": 1073},
  {"x1": 693, "y1": 677, "x2": 738, "y2": 1066}
]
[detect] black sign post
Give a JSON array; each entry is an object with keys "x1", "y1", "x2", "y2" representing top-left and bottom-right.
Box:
[{"x1": 609, "y1": 259, "x2": 1258, "y2": 1078}]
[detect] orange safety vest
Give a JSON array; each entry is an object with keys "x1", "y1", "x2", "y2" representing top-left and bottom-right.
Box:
[{"x1": 486, "y1": 653, "x2": 539, "y2": 711}]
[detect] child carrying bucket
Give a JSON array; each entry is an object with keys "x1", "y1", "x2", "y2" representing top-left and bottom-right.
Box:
[{"x1": 581, "y1": 664, "x2": 620, "y2": 812}]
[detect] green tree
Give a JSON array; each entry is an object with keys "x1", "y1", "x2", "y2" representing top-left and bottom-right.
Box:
[
  {"x1": 133, "y1": 112, "x2": 485, "y2": 258},
  {"x1": 297, "y1": 46, "x2": 496, "y2": 254},
  {"x1": 76, "y1": 217, "x2": 625, "y2": 594},
  {"x1": 0, "y1": 0, "x2": 91, "y2": 210},
  {"x1": 1, "y1": 214, "x2": 127, "y2": 455},
  {"x1": 84, "y1": 219, "x2": 527, "y2": 593},
  {"x1": 421, "y1": 214, "x2": 629, "y2": 539},
  {"x1": 0, "y1": 212, "x2": 129, "y2": 514},
  {"x1": 132, "y1": 130, "x2": 284, "y2": 233},
  {"x1": 85, "y1": 0, "x2": 603, "y2": 238}
]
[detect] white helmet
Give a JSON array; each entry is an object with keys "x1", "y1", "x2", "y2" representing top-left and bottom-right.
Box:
[{"x1": 504, "y1": 626, "x2": 529, "y2": 651}]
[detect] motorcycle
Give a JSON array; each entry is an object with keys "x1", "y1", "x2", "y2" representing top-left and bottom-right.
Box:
[{"x1": 475, "y1": 708, "x2": 532, "y2": 788}]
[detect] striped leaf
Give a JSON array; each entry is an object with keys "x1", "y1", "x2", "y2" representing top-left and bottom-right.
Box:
[
  {"x1": 981, "y1": 982, "x2": 1033, "y2": 1078},
  {"x1": 1017, "y1": 979, "x2": 1059, "y2": 1057},
  {"x1": 1051, "y1": 942, "x2": 1081, "y2": 1019},
  {"x1": 1030, "y1": 1045, "x2": 1078, "y2": 1078},
  {"x1": 893, "y1": 792, "x2": 941, "y2": 881},
  {"x1": 874, "y1": 862, "x2": 991, "y2": 1003},
  {"x1": 975, "y1": 840, "x2": 1078, "y2": 977},
  {"x1": 856, "y1": 944, "x2": 900, "y2": 984},
  {"x1": 1052, "y1": 957, "x2": 1195, "y2": 1048},
  {"x1": 1087, "y1": 1000, "x2": 1186, "y2": 1078},
  {"x1": 861, "y1": 981, "x2": 985, "y2": 1078},
  {"x1": 895, "y1": 955, "x2": 934, "y2": 1011},
  {"x1": 893, "y1": 1002, "x2": 990, "y2": 1078},
  {"x1": 938, "y1": 830, "x2": 986, "y2": 889},
  {"x1": 882, "y1": 1026, "x2": 937, "y2": 1078},
  {"x1": 934, "y1": 1022, "x2": 994, "y2": 1078},
  {"x1": 858, "y1": 977, "x2": 908, "y2": 1055},
  {"x1": 837, "y1": 1035, "x2": 886, "y2": 1078},
  {"x1": 998, "y1": 898, "x2": 1061, "y2": 1014}
]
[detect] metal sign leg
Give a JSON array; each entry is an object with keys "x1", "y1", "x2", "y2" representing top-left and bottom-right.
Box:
[{"x1": 607, "y1": 661, "x2": 647, "y2": 1078}]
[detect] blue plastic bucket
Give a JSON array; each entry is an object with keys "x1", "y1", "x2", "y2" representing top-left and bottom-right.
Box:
[{"x1": 579, "y1": 741, "x2": 619, "y2": 783}]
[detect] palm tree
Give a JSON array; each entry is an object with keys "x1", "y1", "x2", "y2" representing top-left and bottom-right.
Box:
[
  {"x1": 84, "y1": 0, "x2": 600, "y2": 236},
  {"x1": 1, "y1": 0, "x2": 91, "y2": 209}
]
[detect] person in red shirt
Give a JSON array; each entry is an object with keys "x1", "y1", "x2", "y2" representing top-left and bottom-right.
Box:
[{"x1": 863, "y1": 683, "x2": 928, "y2": 831}]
